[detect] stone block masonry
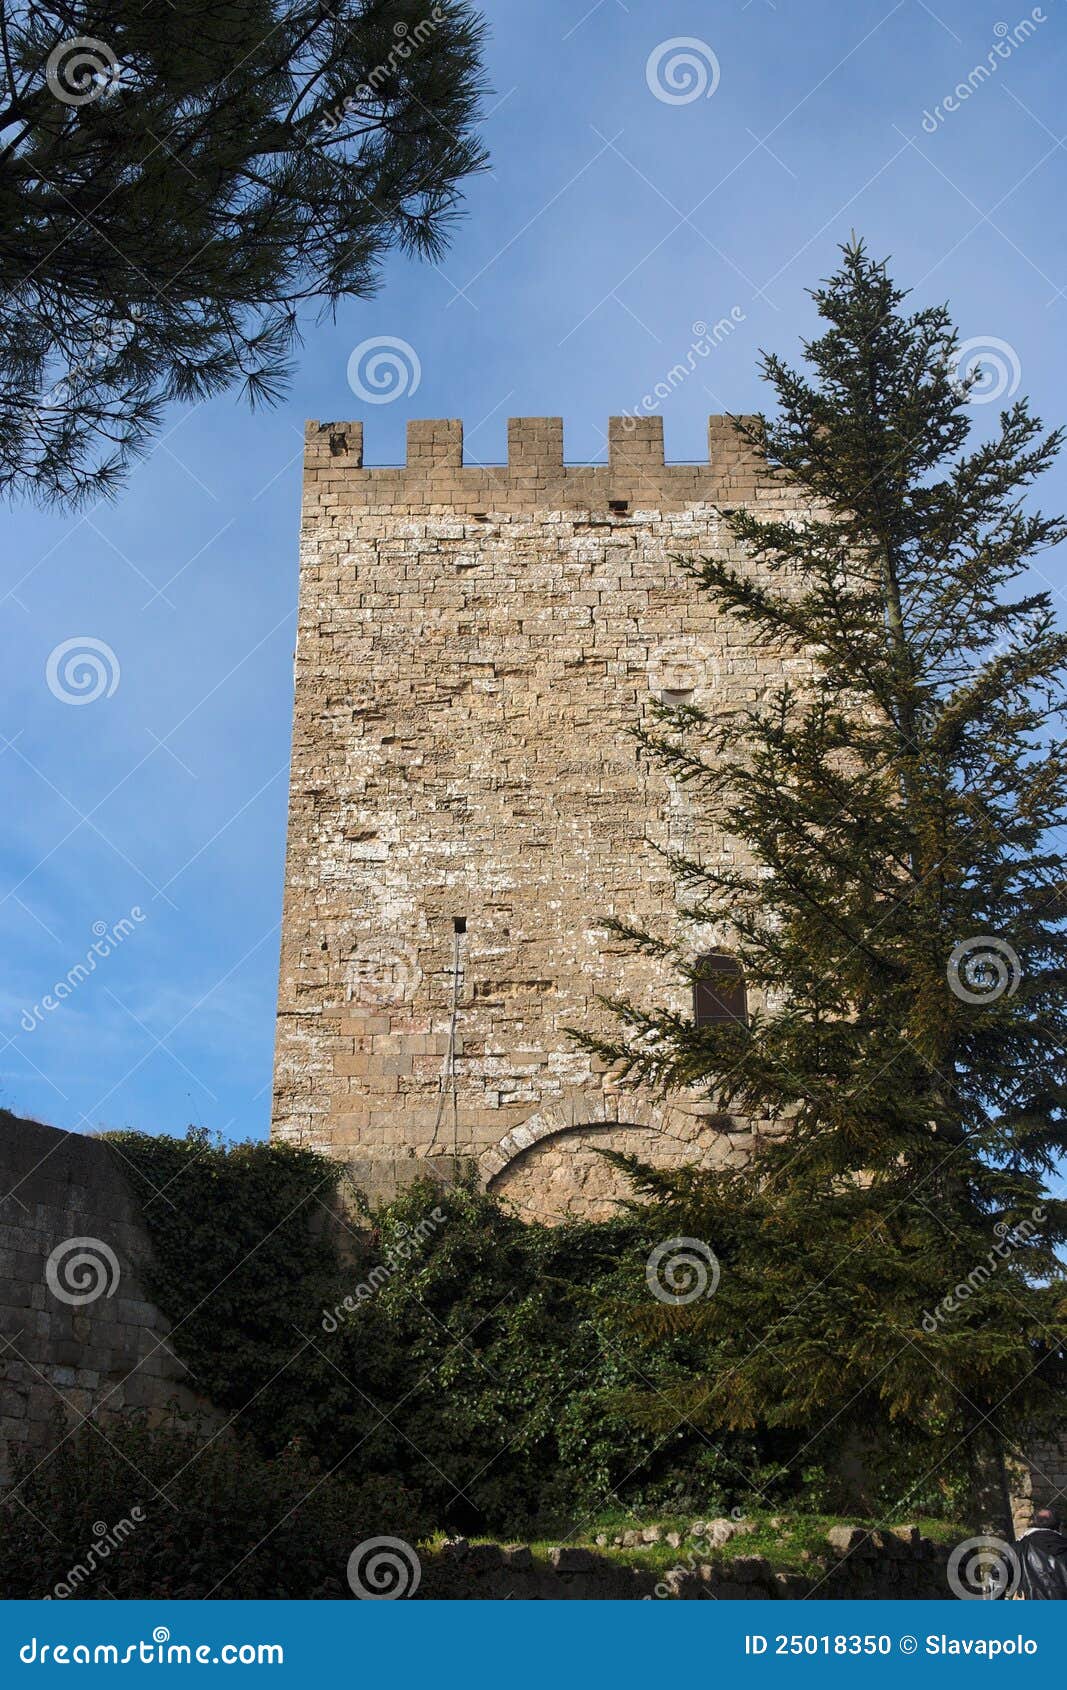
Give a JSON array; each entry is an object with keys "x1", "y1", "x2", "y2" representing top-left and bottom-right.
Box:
[
  {"x1": 1013, "y1": 1434, "x2": 1067, "y2": 1530},
  {"x1": 272, "y1": 414, "x2": 811, "y2": 1221},
  {"x1": 0, "y1": 1113, "x2": 216, "y2": 1485}
]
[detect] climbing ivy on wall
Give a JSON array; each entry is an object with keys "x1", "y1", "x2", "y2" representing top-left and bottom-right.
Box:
[
  {"x1": 106, "y1": 1128, "x2": 956, "y2": 1536},
  {"x1": 104, "y1": 1129, "x2": 741, "y2": 1532},
  {"x1": 103, "y1": 1126, "x2": 349, "y2": 1443}
]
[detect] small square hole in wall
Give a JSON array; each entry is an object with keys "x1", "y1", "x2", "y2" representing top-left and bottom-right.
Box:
[
  {"x1": 453, "y1": 916, "x2": 467, "y2": 935},
  {"x1": 609, "y1": 499, "x2": 629, "y2": 514}
]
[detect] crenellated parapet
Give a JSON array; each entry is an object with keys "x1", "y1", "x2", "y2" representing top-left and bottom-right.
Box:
[{"x1": 302, "y1": 414, "x2": 769, "y2": 513}]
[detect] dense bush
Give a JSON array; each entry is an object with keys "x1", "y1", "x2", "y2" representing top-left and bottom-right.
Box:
[
  {"x1": 101, "y1": 1130, "x2": 793, "y2": 1536},
  {"x1": 0, "y1": 1418, "x2": 427, "y2": 1599},
  {"x1": 98, "y1": 1130, "x2": 966, "y2": 1537},
  {"x1": 340, "y1": 1179, "x2": 971, "y2": 1531},
  {"x1": 103, "y1": 1126, "x2": 344, "y2": 1424},
  {"x1": 307, "y1": 1176, "x2": 750, "y2": 1534}
]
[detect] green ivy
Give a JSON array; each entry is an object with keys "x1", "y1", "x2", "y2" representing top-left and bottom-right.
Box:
[
  {"x1": 105, "y1": 1130, "x2": 803, "y2": 1538},
  {"x1": 102, "y1": 1125, "x2": 346, "y2": 1446}
]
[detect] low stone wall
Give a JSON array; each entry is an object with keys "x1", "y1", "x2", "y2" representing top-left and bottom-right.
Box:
[
  {"x1": 1013, "y1": 1435, "x2": 1067, "y2": 1529},
  {"x1": 422, "y1": 1529, "x2": 958, "y2": 1601},
  {"x1": 0, "y1": 1113, "x2": 216, "y2": 1484}
]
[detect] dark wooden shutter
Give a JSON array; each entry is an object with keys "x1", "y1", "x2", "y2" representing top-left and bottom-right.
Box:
[{"x1": 693, "y1": 952, "x2": 747, "y2": 1027}]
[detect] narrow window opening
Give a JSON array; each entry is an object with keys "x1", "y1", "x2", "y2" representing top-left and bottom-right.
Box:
[
  {"x1": 453, "y1": 916, "x2": 467, "y2": 935},
  {"x1": 609, "y1": 498, "x2": 629, "y2": 514},
  {"x1": 693, "y1": 952, "x2": 748, "y2": 1027}
]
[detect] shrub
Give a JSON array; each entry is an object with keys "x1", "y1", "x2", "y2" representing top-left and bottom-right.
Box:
[
  {"x1": 0, "y1": 1416, "x2": 428, "y2": 1599},
  {"x1": 91, "y1": 1132, "x2": 834, "y2": 1537},
  {"x1": 303, "y1": 1176, "x2": 793, "y2": 1535},
  {"x1": 101, "y1": 1126, "x2": 345, "y2": 1453}
]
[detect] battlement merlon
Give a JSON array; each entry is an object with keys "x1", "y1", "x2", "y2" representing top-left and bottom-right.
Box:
[{"x1": 301, "y1": 415, "x2": 771, "y2": 514}]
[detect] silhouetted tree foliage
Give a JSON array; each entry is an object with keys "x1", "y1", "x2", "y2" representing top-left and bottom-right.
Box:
[{"x1": 0, "y1": 0, "x2": 487, "y2": 504}]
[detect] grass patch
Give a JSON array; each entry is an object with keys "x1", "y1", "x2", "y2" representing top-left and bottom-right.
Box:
[{"x1": 430, "y1": 1512, "x2": 965, "y2": 1576}]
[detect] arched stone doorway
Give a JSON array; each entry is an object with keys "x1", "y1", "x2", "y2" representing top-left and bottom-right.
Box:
[{"x1": 479, "y1": 1100, "x2": 743, "y2": 1225}]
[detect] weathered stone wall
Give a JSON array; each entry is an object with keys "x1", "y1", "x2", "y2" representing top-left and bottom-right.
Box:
[
  {"x1": 272, "y1": 415, "x2": 809, "y2": 1216},
  {"x1": 1011, "y1": 1435, "x2": 1067, "y2": 1531},
  {"x1": 0, "y1": 1113, "x2": 214, "y2": 1484}
]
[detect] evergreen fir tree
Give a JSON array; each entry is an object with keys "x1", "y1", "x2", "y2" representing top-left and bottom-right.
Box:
[
  {"x1": 0, "y1": 1, "x2": 486, "y2": 505},
  {"x1": 578, "y1": 242, "x2": 1067, "y2": 1518}
]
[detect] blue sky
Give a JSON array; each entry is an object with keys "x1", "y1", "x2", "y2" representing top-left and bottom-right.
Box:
[{"x1": 2, "y1": 0, "x2": 1065, "y2": 1147}]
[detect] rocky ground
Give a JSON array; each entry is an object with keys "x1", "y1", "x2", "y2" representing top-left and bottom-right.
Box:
[{"x1": 420, "y1": 1515, "x2": 966, "y2": 1600}]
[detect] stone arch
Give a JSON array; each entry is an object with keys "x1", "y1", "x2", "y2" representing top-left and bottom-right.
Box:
[{"x1": 480, "y1": 1098, "x2": 741, "y2": 1225}]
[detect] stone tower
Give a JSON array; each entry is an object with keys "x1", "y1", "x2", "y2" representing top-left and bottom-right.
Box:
[{"x1": 271, "y1": 415, "x2": 802, "y2": 1221}]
